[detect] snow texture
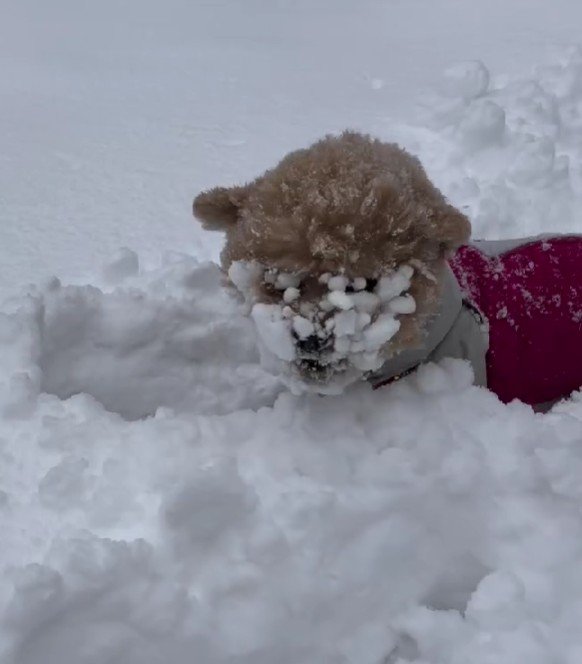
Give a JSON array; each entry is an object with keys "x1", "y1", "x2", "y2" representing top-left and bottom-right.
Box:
[{"x1": 3, "y1": 2, "x2": 582, "y2": 662}]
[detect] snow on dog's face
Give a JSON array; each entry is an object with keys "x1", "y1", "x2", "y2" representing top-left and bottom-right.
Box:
[
  {"x1": 193, "y1": 132, "x2": 471, "y2": 391},
  {"x1": 227, "y1": 260, "x2": 417, "y2": 393}
]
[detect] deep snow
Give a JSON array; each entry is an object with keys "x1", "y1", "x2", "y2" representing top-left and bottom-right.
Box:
[{"x1": 3, "y1": 1, "x2": 582, "y2": 662}]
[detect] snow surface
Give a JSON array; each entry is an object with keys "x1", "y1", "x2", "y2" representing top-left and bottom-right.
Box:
[{"x1": 3, "y1": 1, "x2": 582, "y2": 662}]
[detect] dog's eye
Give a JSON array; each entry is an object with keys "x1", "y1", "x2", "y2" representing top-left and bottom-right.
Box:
[{"x1": 365, "y1": 278, "x2": 378, "y2": 292}]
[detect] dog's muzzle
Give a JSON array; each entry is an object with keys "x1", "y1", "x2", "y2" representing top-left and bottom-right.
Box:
[
  {"x1": 228, "y1": 260, "x2": 417, "y2": 393},
  {"x1": 294, "y1": 332, "x2": 335, "y2": 380}
]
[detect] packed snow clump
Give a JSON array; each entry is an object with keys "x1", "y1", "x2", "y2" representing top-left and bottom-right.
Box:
[{"x1": 228, "y1": 260, "x2": 416, "y2": 394}]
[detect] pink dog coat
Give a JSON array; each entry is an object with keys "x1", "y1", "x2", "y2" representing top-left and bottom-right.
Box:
[{"x1": 449, "y1": 235, "x2": 582, "y2": 406}]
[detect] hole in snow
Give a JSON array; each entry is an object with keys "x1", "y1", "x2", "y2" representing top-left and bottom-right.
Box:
[
  {"x1": 37, "y1": 264, "x2": 282, "y2": 420},
  {"x1": 422, "y1": 554, "x2": 490, "y2": 614}
]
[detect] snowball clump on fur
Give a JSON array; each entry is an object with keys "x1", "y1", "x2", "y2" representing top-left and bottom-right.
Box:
[{"x1": 228, "y1": 260, "x2": 416, "y2": 393}]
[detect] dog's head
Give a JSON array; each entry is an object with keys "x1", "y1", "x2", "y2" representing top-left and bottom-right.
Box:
[{"x1": 194, "y1": 131, "x2": 470, "y2": 393}]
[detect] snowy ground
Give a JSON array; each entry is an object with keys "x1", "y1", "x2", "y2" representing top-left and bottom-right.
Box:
[{"x1": 3, "y1": 1, "x2": 582, "y2": 662}]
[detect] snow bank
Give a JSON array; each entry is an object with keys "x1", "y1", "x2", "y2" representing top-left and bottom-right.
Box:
[
  {"x1": 411, "y1": 47, "x2": 582, "y2": 240},
  {"x1": 2, "y1": 250, "x2": 582, "y2": 664},
  {"x1": 3, "y1": 48, "x2": 582, "y2": 663}
]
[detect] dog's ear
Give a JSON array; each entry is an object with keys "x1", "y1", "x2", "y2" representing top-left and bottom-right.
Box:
[
  {"x1": 435, "y1": 204, "x2": 471, "y2": 256},
  {"x1": 193, "y1": 185, "x2": 249, "y2": 232}
]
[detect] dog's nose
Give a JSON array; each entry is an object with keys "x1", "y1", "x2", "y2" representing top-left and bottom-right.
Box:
[
  {"x1": 296, "y1": 334, "x2": 324, "y2": 354},
  {"x1": 297, "y1": 358, "x2": 327, "y2": 379}
]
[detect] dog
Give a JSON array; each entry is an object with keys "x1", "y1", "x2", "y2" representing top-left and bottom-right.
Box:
[{"x1": 193, "y1": 131, "x2": 582, "y2": 407}]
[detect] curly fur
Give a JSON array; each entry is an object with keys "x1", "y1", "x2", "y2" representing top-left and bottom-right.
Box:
[{"x1": 193, "y1": 131, "x2": 470, "y2": 358}]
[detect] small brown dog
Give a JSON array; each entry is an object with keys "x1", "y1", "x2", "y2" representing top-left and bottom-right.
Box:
[{"x1": 193, "y1": 131, "x2": 474, "y2": 394}]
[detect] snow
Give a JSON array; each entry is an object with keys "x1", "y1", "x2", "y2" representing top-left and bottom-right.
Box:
[
  {"x1": 283, "y1": 287, "x2": 300, "y2": 304},
  {"x1": 353, "y1": 277, "x2": 368, "y2": 291},
  {"x1": 439, "y1": 61, "x2": 491, "y2": 101},
  {"x1": 328, "y1": 275, "x2": 350, "y2": 292},
  {"x1": 292, "y1": 315, "x2": 315, "y2": 340},
  {"x1": 227, "y1": 260, "x2": 263, "y2": 296},
  {"x1": 274, "y1": 272, "x2": 302, "y2": 290},
  {"x1": 377, "y1": 265, "x2": 415, "y2": 303},
  {"x1": 3, "y1": 0, "x2": 582, "y2": 662},
  {"x1": 327, "y1": 289, "x2": 355, "y2": 311},
  {"x1": 251, "y1": 303, "x2": 296, "y2": 363},
  {"x1": 362, "y1": 314, "x2": 402, "y2": 354},
  {"x1": 101, "y1": 247, "x2": 140, "y2": 285},
  {"x1": 388, "y1": 295, "x2": 417, "y2": 315}
]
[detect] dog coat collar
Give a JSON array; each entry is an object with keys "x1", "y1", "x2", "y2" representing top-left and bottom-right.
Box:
[
  {"x1": 368, "y1": 266, "x2": 488, "y2": 389},
  {"x1": 371, "y1": 363, "x2": 420, "y2": 389}
]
